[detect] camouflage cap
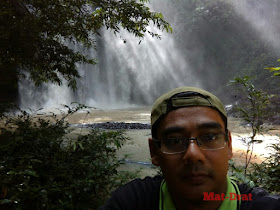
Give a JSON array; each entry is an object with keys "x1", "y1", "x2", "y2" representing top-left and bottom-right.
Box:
[{"x1": 151, "y1": 87, "x2": 227, "y2": 126}]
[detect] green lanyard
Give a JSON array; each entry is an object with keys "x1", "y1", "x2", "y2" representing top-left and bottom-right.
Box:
[{"x1": 159, "y1": 176, "x2": 241, "y2": 210}]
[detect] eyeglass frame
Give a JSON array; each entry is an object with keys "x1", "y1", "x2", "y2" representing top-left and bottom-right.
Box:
[{"x1": 152, "y1": 129, "x2": 229, "y2": 155}]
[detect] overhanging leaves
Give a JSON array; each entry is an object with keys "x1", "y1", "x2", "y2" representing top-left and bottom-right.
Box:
[{"x1": 0, "y1": 0, "x2": 171, "y2": 89}]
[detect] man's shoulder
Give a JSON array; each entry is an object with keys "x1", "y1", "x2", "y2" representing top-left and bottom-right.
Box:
[
  {"x1": 239, "y1": 184, "x2": 280, "y2": 210},
  {"x1": 110, "y1": 175, "x2": 163, "y2": 201},
  {"x1": 98, "y1": 175, "x2": 163, "y2": 210}
]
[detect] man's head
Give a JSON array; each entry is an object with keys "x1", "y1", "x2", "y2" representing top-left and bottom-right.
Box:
[
  {"x1": 149, "y1": 87, "x2": 233, "y2": 206},
  {"x1": 151, "y1": 86, "x2": 227, "y2": 137}
]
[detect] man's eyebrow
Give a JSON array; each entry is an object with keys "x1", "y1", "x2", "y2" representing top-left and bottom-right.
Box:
[
  {"x1": 161, "y1": 122, "x2": 223, "y2": 136},
  {"x1": 197, "y1": 122, "x2": 223, "y2": 130},
  {"x1": 161, "y1": 126, "x2": 185, "y2": 136}
]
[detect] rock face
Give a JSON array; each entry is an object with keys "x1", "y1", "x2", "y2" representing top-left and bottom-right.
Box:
[{"x1": 75, "y1": 122, "x2": 151, "y2": 130}]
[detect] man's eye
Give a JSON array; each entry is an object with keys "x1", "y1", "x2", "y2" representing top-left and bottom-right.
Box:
[
  {"x1": 200, "y1": 134, "x2": 217, "y2": 141},
  {"x1": 164, "y1": 138, "x2": 182, "y2": 145}
]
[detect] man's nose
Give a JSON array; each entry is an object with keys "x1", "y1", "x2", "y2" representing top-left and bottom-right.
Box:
[{"x1": 182, "y1": 139, "x2": 205, "y2": 164}]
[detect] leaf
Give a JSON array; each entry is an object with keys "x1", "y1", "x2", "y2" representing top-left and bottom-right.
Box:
[
  {"x1": 7, "y1": 170, "x2": 16, "y2": 175},
  {"x1": 78, "y1": 142, "x2": 84, "y2": 150},
  {"x1": 253, "y1": 139, "x2": 263, "y2": 143},
  {"x1": 248, "y1": 181, "x2": 255, "y2": 188},
  {"x1": 0, "y1": 199, "x2": 13, "y2": 204},
  {"x1": 265, "y1": 67, "x2": 280, "y2": 71},
  {"x1": 24, "y1": 170, "x2": 39, "y2": 177},
  {"x1": 31, "y1": 159, "x2": 43, "y2": 163}
]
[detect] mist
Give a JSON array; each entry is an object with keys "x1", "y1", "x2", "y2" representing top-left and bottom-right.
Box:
[{"x1": 19, "y1": 0, "x2": 280, "y2": 110}]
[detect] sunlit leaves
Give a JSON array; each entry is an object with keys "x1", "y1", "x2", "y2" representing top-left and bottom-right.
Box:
[
  {"x1": 266, "y1": 67, "x2": 280, "y2": 71},
  {"x1": 265, "y1": 59, "x2": 280, "y2": 77},
  {"x1": 0, "y1": 0, "x2": 171, "y2": 90}
]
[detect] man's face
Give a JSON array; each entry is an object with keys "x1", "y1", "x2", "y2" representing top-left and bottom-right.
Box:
[{"x1": 149, "y1": 106, "x2": 233, "y2": 202}]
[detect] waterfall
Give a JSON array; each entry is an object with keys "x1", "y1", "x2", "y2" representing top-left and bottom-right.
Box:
[
  {"x1": 19, "y1": 29, "x2": 200, "y2": 110},
  {"x1": 74, "y1": 27, "x2": 200, "y2": 108},
  {"x1": 18, "y1": 0, "x2": 280, "y2": 110},
  {"x1": 18, "y1": 4, "x2": 200, "y2": 110}
]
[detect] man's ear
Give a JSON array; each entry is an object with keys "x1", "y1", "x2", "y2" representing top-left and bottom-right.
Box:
[
  {"x1": 148, "y1": 138, "x2": 160, "y2": 166},
  {"x1": 227, "y1": 130, "x2": 233, "y2": 160}
]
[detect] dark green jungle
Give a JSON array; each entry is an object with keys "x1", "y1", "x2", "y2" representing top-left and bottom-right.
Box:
[{"x1": 0, "y1": 0, "x2": 279, "y2": 209}]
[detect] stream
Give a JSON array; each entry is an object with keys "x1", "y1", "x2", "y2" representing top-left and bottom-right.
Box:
[{"x1": 62, "y1": 107, "x2": 280, "y2": 178}]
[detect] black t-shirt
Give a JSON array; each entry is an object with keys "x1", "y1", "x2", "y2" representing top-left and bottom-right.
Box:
[{"x1": 99, "y1": 176, "x2": 280, "y2": 210}]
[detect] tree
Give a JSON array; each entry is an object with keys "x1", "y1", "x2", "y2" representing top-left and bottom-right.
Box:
[
  {"x1": 0, "y1": 0, "x2": 171, "y2": 91},
  {"x1": 229, "y1": 76, "x2": 274, "y2": 177}
]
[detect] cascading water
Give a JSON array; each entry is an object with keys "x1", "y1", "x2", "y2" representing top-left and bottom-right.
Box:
[
  {"x1": 18, "y1": 12, "x2": 200, "y2": 110},
  {"x1": 18, "y1": 0, "x2": 280, "y2": 110},
  {"x1": 73, "y1": 26, "x2": 200, "y2": 109}
]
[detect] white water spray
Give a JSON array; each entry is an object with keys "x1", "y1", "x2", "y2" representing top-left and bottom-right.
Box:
[
  {"x1": 18, "y1": 7, "x2": 200, "y2": 110},
  {"x1": 18, "y1": 0, "x2": 280, "y2": 110}
]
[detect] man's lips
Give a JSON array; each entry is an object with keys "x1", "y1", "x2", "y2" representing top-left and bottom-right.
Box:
[{"x1": 183, "y1": 172, "x2": 209, "y2": 184}]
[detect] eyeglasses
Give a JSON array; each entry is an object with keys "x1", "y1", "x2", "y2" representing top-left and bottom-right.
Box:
[{"x1": 152, "y1": 133, "x2": 228, "y2": 154}]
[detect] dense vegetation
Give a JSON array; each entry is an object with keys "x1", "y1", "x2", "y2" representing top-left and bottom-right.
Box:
[
  {"x1": 0, "y1": 1, "x2": 169, "y2": 208},
  {"x1": 0, "y1": 0, "x2": 171, "y2": 103},
  {"x1": 250, "y1": 143, "x2": 280, "y2": 193},
  {"x1": 1, "y1": 0, "x2": 280, "y2": 105},
  {"x1": 0, "y1": 0, "x2": 279, "y2": 208},
  {"x1": 229, "y1": 76, "x2": 280, "y2": 193},
  {"x1": 0, "y1": 106, "x2": 137, "y2": 209}
]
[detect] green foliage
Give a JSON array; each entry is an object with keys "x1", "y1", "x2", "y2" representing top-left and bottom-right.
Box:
[
  {"x1": 228, "y1": 159, "x2": 255, "y2": 188},
  {"x1": 229, "y1": 76, "x2": 274, "y2": 176},
  {"x1": 249, "y1": 143, "x2": 280, "y2": 193},
  {"x1": 265, "y1": 59, "x2": 280, "y2": 77},
  {"x1": 0, "y1": 106, "x2": 137, "y2": 209},
  {"x1": 0, "y1": 0, "x2": 171, "y2": 90},
  {"x1": 228, "y1": 75, "x2": 280, "y2": 193}
]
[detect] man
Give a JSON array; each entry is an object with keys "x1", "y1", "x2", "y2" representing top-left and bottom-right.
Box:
[{"x1": 99, "y1": 87, "x2": 280, "y2": 210}]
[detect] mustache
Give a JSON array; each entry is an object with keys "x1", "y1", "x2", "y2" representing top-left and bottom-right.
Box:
[{"x1": 181, "y1": 164, "x2": 214, "y2": 177}]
